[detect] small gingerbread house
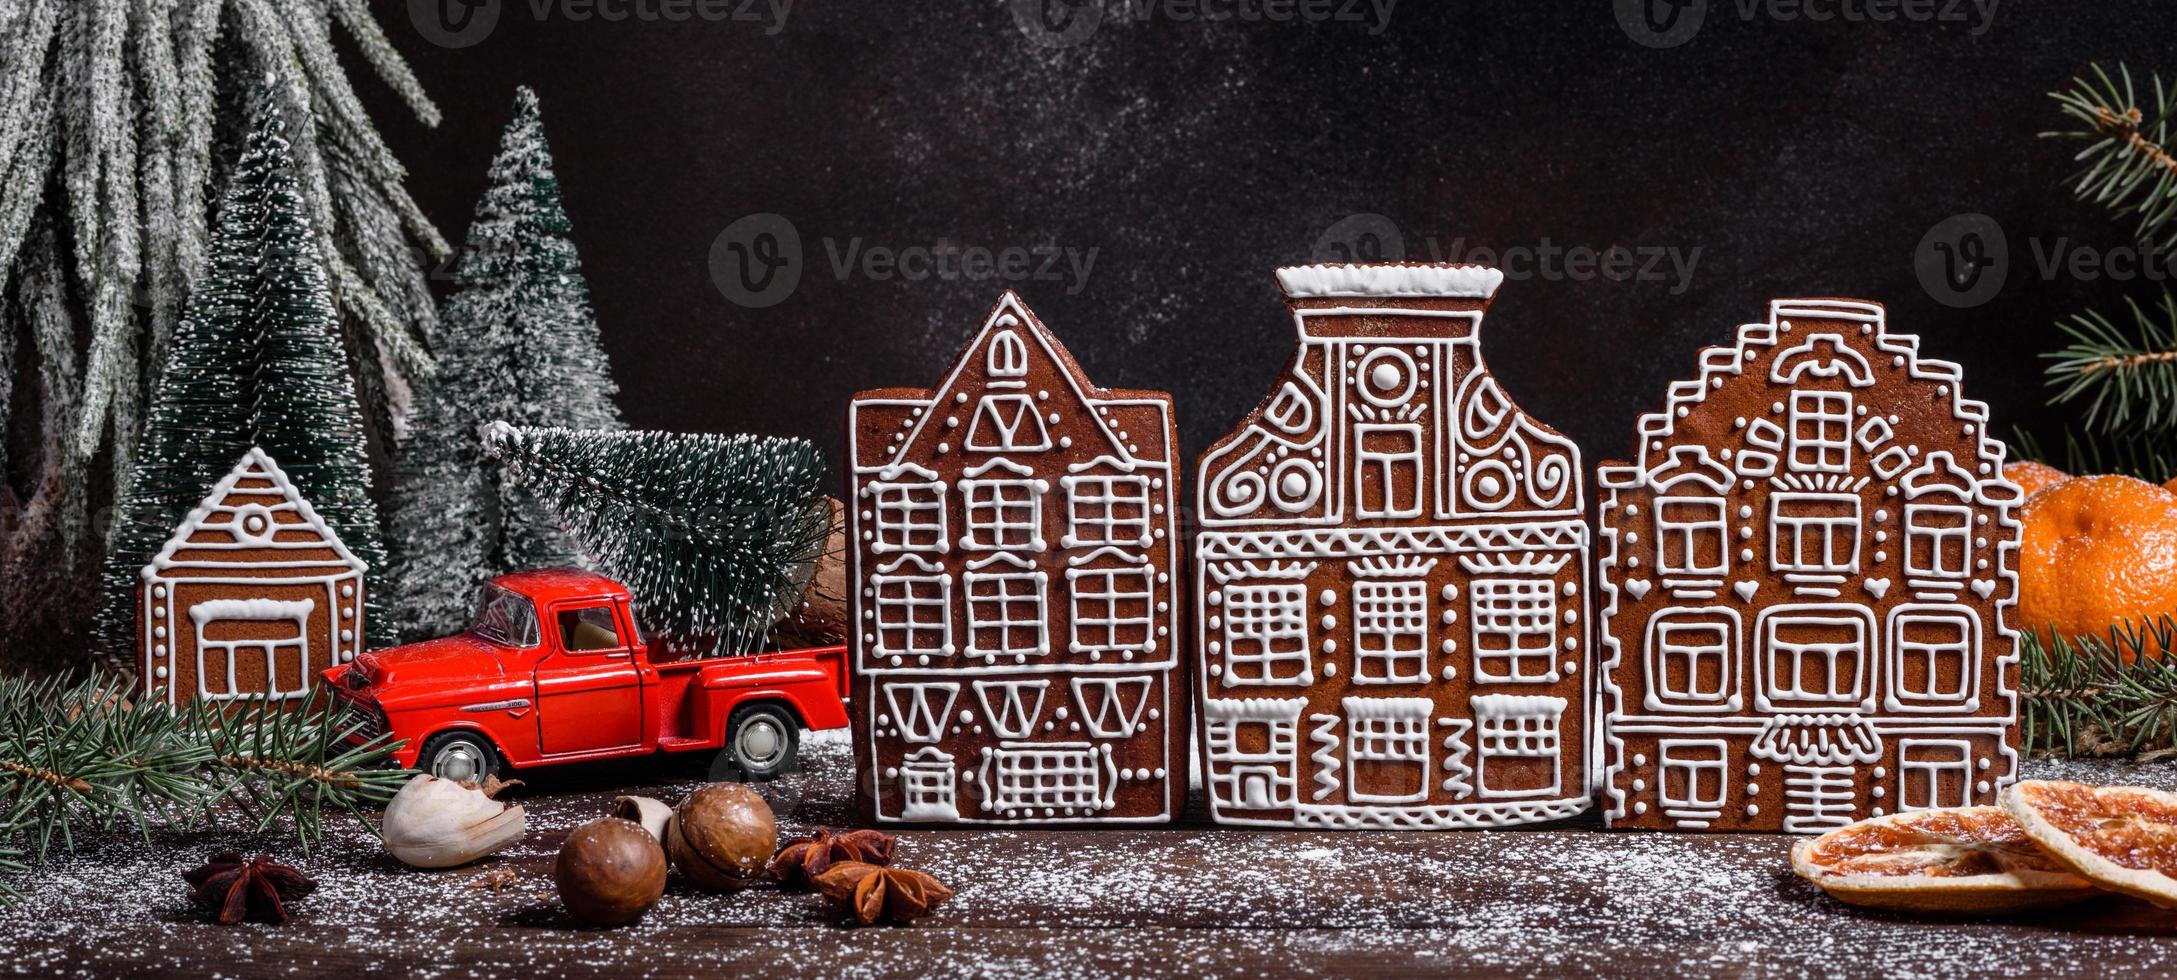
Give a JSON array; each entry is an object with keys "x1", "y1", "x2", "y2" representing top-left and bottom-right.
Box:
[
  {"x1": 1192, "y1": 264, "x2": 1593, "y2": 830},
  {"x1": 847, "y1": 292, "x2": 1186, "y2": 825},
  {"x1": 140, "y1": 448, "x2": 368, "y2": 706},
  {"x1": 1596, "y1": 299, "x2": 2023, "y2": 833}
]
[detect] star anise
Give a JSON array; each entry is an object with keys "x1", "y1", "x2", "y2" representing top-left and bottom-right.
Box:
[
  {"x1": 811, "y1": 861, "x2": 951, "y2": 925},
  {"x1": 770, "y1": 827, "x2": 897, "y2": 888},
  {"x1": 182, "y1": 851, "x2": 317, "y2": 925}
]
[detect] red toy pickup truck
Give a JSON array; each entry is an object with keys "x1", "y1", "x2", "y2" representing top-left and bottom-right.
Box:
[{"x1": 322, "y1": 568, "x2": 850, "y2": 783}]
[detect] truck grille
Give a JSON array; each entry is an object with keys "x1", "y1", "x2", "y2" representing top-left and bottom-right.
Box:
[{"x1": 332, "y1": 691, "x2": 389, "y2": 745}]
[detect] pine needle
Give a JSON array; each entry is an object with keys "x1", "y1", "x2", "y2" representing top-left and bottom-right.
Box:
[
  {"x1": 2022, "y1": 614, "x2": 2177, "y2": 756},
  {"x1": 2047, "y1": 62, "x2": 2177, "y2": 254}
]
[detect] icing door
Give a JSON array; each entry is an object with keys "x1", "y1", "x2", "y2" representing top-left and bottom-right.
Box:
[{"x1": 534, "y1": 601, "x2": 645, "y2": 756}]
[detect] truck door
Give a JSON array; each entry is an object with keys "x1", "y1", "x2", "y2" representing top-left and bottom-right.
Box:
[{"x1": 533, "y1": 601, "x2": 645, "y2": 756}]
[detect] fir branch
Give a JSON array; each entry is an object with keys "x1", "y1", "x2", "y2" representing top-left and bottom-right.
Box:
[
  {"x1": 2048, "y1": 62, "x2": 2177, "y2": 253},
  {"x1": 2044, "y1": 290, "x2": 2177, "y2": 433},
  {"x1": 2022, "y1": 614, "x2": 2177, "y2": 756},
  {"x1": 0, "y1": 673, "x2": 411, "y2": 902},
  {"x1": 2008, "y1": 424, "x2": 2177, "y2": 484}
]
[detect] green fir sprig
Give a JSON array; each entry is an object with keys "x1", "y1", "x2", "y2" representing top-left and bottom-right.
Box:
[
  {"x1": 2044, "y1": 290, "x2": 2177, "y2": 434},
  {"x1": 0, "y1": 674, "x2": 410, "y2": 902},
  {"x1": 2047, "y1": 63, "x2": 2177, "y2": 254},
  {"x1": 2022, "y1": 615, "x2": 2177, "y2": 757},
  {"x1": 2011, "y1": 425, "x2": 2177, "y2": 483}
]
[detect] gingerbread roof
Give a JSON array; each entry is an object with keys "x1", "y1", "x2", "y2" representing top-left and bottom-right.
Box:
[
  {"x1": 141, "y1": 447, "x2": 366, "y2": 581},
  {"x1": 1601, "y1": 298, "x2": 2017, "y2": 501}
]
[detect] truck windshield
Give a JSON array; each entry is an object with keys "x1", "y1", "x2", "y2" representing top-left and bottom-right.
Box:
[{"x1": 470, "y1": 586, "x2": 540, "y2": 647}]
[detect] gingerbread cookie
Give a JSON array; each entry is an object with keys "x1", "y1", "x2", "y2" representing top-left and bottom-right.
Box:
[
  {"x1": 1193, "y1": 263, "x2": 1591, "y2": 829},
  {"x1": 846, "y1": 292, "x2": 1185, "y2": 824},
  {"x1": 140, "y1": 448, "x2": 369, "y2": 706},
  {"x1": 1597, "y1": 299, "x2": 2023, "y2": 833}
]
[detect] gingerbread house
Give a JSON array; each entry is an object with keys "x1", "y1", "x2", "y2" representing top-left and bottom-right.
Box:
[
  {"x1": 1597, "y1": 298, "x2": 2023, "y2": 833},
  {"x1": 846, "y1": 292, "x2": 1186, "y2": 824},
  {"x1": 140, "y1": 448, "x2": 368, "y2": 706},
  {"x1": 1192, "y1": 264, "x2": 1592, "y2": 829}
]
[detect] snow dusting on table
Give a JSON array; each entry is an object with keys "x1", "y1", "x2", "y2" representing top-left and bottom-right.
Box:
[{"x1": 5, "y1": 734, "x2": 2177, "y2": 978}]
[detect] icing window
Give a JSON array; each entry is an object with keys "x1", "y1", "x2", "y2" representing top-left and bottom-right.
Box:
[
  {"x1": 1656, "y1": 496, "x2": 1728, "y2": 576},
  {"x1": 1650, "y1": 618, "x2": 1734, "y2": 706},
  {"x1": 1769, "y1": 493, "x2": 1860, "y2": 574},
  {"x1": 1354, "y1": 423, "x2": 1423, "y2": 519},
  {"x1": 1658, "y1": 740, "x2": 1729, "y2": 810},
  {"x1": 899, "y1": 748, "x2": 959, "y2": 821},
  {"x1": 873, "y1": 574, "x2": 952, "y2": 658},
  {"x1": 1760, "y1": 612, "x2": 1869, "y2": 706},
  {"x1": 870, "y1": 481, "x2": 947, "y2": 553},
  {"x1": 965, "y1": 571, "x2": 1048, "y2": 658},
  {"x1": 1352, "y1": 580, "x2": 1429, "y2": 683},
  {"x1": 1904, "y1": 502, "x2": 1972, "y2": 579},
  {"x1": 1788, "y1": 391, "x2": 1853, "y2": 473},
  {"x1": 1063, "y1": 475, "x2": 1152, "y2": 548},
  {"x1": 1890, "y1": 610, "x2": 1977, "y2": 705},
  {"x1": 962, "y1": 479, "x2": 1044, "y2": 552},
  {"x1": 1899, "y1": 740, "x2": 1973, "y2": 811},
  {"x1": 1472, "y1": 694, "x2": 1565, "y2": 798},
  {"x1": 1202, "y1": 699, "x2": 1305, "y2": 810},
  {"x1": 1220, "y1": 584, "x2": 1311, "y2": 685},
  {"x1": 988, "y1": 744, "x2": 1102, "y2": 812},
  {"x1": 1069, "y1": 567, "x2": 1155, "y2": 656},
  {"x1": 1470, "y1": 577, "x2": 1558, "y2": 682},
  {"x1": 987, "y1": 330, "x2": 1029, "y2": 379},
  {"x1": 1342, "y1": 697, "x2": 1432, "y2": 804}
]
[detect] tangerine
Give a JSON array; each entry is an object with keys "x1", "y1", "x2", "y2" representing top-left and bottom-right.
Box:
[
  {"x1": 2019, "y1": 474, "x2": 2177, "y2": 658},
  {"x1": 2003, "y1": 460, "x2": 2070, "y2": 500}
]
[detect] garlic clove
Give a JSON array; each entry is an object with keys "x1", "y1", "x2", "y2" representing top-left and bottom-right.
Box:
[
  {"x1": 381, "y1": 774, "x2": 528, "y2": 869},
  {"x1": 611, "y1": 795, "x2": 672, "y2": 845}
]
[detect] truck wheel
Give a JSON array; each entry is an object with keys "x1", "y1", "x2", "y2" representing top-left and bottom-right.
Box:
[
  {"x1": 721, "y1": 704, "x2": 799, "y2": 782},
  {"x1": 418, "y1": 731, "x2": 500, "y2": 784}
]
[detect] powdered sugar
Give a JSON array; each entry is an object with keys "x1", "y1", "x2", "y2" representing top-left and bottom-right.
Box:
[{"x1": 5, "y1": 734, "x2": 2175, "y2": 977}]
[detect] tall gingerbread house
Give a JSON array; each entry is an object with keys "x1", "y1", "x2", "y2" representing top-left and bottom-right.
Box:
[
  {"x1": 1193, "y1": 263, "x2": 1591, "y2": 829},
  {"x1": 1597, "y1": 298, "x2": 2022, "y2": 833},
  {"x1": 140, "y1": 448, "x2": 368, "y2": 707},
  {"x1": 847, "y1": 292, "x2": 1186, "y2": 825}
]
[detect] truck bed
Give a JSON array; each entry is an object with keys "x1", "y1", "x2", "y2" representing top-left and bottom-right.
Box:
[{"x1": 648, "y1": 643, "x2": 850, "y2": 748}]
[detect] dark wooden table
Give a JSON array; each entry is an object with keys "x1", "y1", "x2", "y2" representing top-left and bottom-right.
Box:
[{"x1": 6, "y1": 736, "x2": 2175, "y2": 978}]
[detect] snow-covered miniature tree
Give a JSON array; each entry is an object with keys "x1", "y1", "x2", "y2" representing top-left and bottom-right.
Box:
[
  {"x1": 0, "y1": 0, "x2": 442, "y2": 667},
  {"x1": 384, "y1": 88, "x2": 623, "y2": 640},
  {"x1": 482, "y1": 424, "x2": 832, "y2": 656},
  {"x1": 94, "y1": 115, "x2": 387, "y2": 654}
]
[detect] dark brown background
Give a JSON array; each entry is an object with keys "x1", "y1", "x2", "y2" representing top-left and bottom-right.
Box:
[{"x1": 365, "y1": 0, "x2": 2173, "y2": 476}]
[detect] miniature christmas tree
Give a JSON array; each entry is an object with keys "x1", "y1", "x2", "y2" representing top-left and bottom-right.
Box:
[
  {"x1": 93, "y1": 114, "x2": 387, "y2": 655},
  {"x1": 482, "y1": 423, "x2": 832, "y2": 656},
  {"x1": 0, "y1": 0, "x2": 443, "y2": 669},
  {"x1": 384, "y1": 88, "x2": 622, "y2": 641}
]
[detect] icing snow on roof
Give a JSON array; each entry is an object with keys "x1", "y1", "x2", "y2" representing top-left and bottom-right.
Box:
[{"x1": 1274, "y1": 263, "x2": 1504, "y2": 299}]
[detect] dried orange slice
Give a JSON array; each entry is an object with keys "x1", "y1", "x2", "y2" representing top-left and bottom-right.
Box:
[
  {"x1": 1791, "y1": 806, "x2": 2102, "y2": 912},
  {"x1": 2005, "y1": 779, "x2": 2177, "y2": 908}
]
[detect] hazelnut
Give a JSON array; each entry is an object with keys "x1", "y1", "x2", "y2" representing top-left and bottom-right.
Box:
[
  {"x1": 554, "y1": 817, "x2": 667, "y2": 926},
  {"x1": 666, "y1": 783, "x2": 776, "y2": 891}
]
